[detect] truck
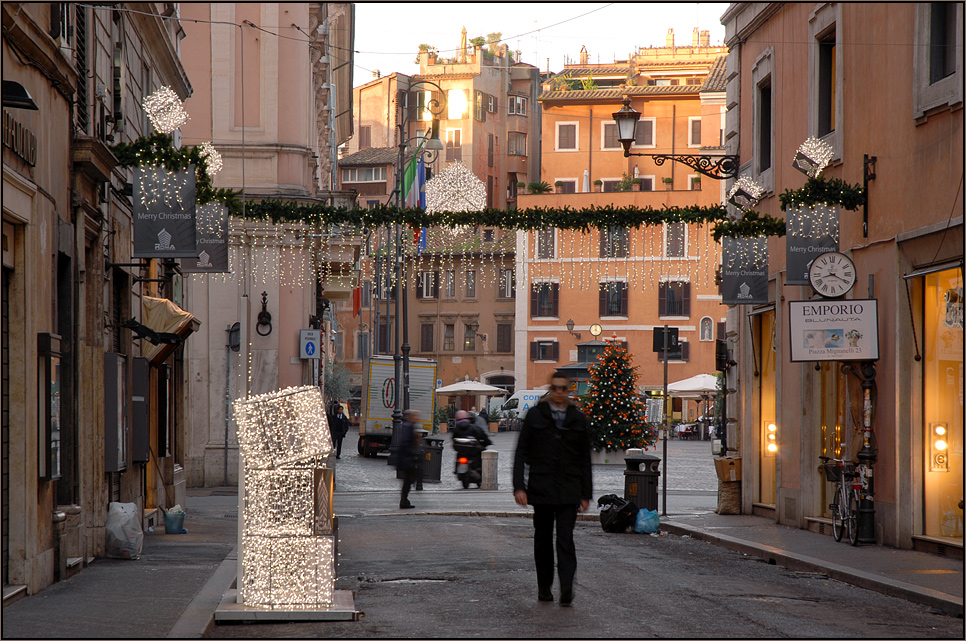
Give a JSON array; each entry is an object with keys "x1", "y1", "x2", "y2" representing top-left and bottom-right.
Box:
[{"x1": 358, "y1": 355, "x2": 437, "y2": 457}]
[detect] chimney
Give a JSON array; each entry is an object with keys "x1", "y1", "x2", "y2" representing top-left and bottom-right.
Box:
[
  {"x1": 666, "y1": 28, "x2": 675, "y2": 48},
  {"x1": 692, "y1": 27, "x2": 699, "y2": 47},
  {"x1": 700, "y1": 30, "x2": 710, "y2": 47},
  {"x1": 372, "y1": 69, "x2": 381, "y2": 79},
  {"x1": 580, "y1": 45, "x2": 588, "y2": 65}
]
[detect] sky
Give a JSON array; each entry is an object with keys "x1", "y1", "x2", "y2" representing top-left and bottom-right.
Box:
[{"x1": 351, "y1": 2, "x2": 730, "y2": 86}]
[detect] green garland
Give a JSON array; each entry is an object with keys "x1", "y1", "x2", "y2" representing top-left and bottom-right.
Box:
[
  {"x1": 779, "y1": 177, "x2": 865, "y2": 211},
  {"x1": 111, "y1": 133, "x2": 242, "y2": 215},
  {"x1": 109, "y1": 134, "x2": 862, "y2": 240}
]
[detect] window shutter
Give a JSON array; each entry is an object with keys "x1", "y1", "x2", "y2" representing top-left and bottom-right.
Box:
[
  {"x1": 681, "y1": 341, "x2": 690, "y2": 361},
  {"x1": 416, "y1": 273, "x2": 424, "y2": 299},
  {"x1": 530, "y1": 341, "x2": 538, "y2": 361},
  {"x1": 683, "y1": 283, "x2": 691, "y2": 316},
  {"x1": 551, "y1": 342, "x2": 559, "y2": 361},
  {"x1": 717, "y1": 321, "x2": 726, "y2": 341},
  {"x1": 432, "y1": 271, "x2": 439, "y2": 298},
  {"x1": 620, "y1": 283, "x2": 629, "y2": 316},
  {"x1": 621, "y1": 341, "x2": 629, "y2": 352},
  {"x1": 658, "y1": 283, "x2": 667, "y2": 316},
  {"x1": 551, "y1": 284, "x2": 559, "y2": 317},
  {"x1": 599, "y1": 229, "x2": 607, "y2": 257},
  {"x1": 599, "y1": 286, "x2": 607, "y2": 316},
  {"x1": 530, "y1": 286, "x2": 539, "y2": 317}
]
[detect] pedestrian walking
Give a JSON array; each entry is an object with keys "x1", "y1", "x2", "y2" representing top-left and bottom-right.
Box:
[
  {"x1": 513, "y1": 373, "x2": 592, "y2": 606},
  {"x1": 328, "y1": 401, "x2": 350, "y2": 459},
  {"x1": 392, "y1": 409, "x2": 424, "y2": 509}
]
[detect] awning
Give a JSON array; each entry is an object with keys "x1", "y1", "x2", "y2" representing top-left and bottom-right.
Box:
[{"x1": 132, "y1": 296, "x2": 201, "y2": 364}]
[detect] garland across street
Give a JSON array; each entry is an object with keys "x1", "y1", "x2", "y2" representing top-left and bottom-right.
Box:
[{"x1": 112, "y1": 135, "x2": 865, "y2": 241}]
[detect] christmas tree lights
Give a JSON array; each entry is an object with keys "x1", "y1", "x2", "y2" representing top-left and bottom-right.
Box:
[{"x1": 580, "y1": 336, "x2": 653, "y2": 453}]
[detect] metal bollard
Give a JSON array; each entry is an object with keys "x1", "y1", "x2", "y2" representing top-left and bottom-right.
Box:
[{"x1": 481, "y1": 450, "x2": 498, "y2": 490}]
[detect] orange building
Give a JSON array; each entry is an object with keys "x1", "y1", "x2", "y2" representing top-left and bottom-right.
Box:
[
  {"x1": 335, "y1": 35, "x2": 542, "y2": 417},
  {"x1": 721, "y1": 3, "x2": 963, "y2": 551},
  {"x1": 517, "y1": 35, "x2": 729, "y2": 422}
]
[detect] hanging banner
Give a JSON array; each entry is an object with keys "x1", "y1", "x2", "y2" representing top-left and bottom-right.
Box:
[
  {"x1": 788, "y1": 299, "x2": 880, "y2": 362},
  {"x1": 180, "y1": 202, "x2": 229, "y2": 273},
  {"x1": 721, "y1": 236, "x2": 769, "y2": 305},
  {"x1": 785, "y1": 204, "x2": 839, "y2": 285},
  {"x1": 133, "y1": 166, "x2": 197, "y2": 258}
]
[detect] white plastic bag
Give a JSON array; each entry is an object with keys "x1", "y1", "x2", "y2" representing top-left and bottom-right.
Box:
[{"x1": 105, "y1": 502, "x2": 143, "y2": 559}]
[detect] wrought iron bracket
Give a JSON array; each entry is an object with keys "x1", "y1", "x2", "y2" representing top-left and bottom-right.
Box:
[{"x1": 623, "y1": 152, "x2": 740, "y2": 180}]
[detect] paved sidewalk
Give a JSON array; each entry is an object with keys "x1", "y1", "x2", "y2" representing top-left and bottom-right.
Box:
[{"x1": 1, "y1": 437, "x2": 961, "y2": 638}]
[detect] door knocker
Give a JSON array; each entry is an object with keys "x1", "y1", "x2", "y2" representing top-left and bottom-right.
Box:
[{"x1": 256, "y1": 291, "x2": 273, "y2": 336}]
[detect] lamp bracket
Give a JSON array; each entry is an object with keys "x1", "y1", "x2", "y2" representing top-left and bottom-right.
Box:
[{"x1": 625, "y1": 152, "x2": 740, "y2": 180}]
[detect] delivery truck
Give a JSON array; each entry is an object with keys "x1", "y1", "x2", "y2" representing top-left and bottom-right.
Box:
[{"x1": 358, "y1": 355, "x2": 437, "y2": 457}]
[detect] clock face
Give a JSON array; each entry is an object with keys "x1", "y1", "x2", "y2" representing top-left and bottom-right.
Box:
[
  {"x1": 808, "y1": 251, "x2": 856, "y2": 298},
  {"x1": 590, "y1": 324, "x2": 603, "y2": 337}
]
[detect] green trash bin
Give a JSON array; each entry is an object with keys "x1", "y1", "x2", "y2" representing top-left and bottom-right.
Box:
[{"x1": 624, "y1": 454, "x2": 661, "y2": 512}]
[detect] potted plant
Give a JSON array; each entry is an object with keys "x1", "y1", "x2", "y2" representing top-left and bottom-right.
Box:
[
  {"x1": 516, "y1": 180, "x2": 527, "y2": 195},
  {"x1": 692, "y1": 176, "x2": 702, "y2": 191},
  {"x1": 663, "y1": 176, "x2": 673, "y2": 190},
  {"x1": 554, "y1": 180, "x2": 564, "y2": 193},
  {"x1": 527, "y1": 181, "x2": 552, "y2": 194},
  {"x1": 594, "y1": 179, "x2": 603, "y2": 192},
  {"x1": 631, "y1": 177, "x2": 643, "y2": 191}
]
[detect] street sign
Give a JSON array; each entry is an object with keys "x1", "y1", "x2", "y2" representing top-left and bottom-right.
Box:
[{"x1": 299, "y1": 329, "x2": 321, "y2": 359}]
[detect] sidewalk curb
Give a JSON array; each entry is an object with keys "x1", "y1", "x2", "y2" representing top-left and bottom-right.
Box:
[
  {"x1": 167, "y1": 545, "x2": 238, "y2": 638},
  {"x1": 661, "y1": 521, "x2": 965, "y2": 618}
]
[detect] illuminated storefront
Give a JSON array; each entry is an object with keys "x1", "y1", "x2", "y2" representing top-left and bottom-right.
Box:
[{"x1": 922, "y1": 268, "x2": 964, "y2": 541}]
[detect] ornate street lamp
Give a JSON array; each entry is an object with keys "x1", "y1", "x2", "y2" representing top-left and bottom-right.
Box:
[
  {"x1": 391, "y1": 80, "x2": 446, "y2": 436},
  {"x1": 612, "y1": 97, "x2": 739, "y2": 180}
]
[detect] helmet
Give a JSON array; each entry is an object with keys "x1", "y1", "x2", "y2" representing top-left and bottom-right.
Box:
[{"x1": 454, "y1": 410, "x2": 470, "y2": 421}]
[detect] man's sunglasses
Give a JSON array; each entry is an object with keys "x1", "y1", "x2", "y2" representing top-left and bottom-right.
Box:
[{"x1": 550, "y1": 384, "x2": 569, "y2": 391}]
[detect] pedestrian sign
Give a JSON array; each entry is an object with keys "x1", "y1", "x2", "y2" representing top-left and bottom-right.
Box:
[{"x1": 299, "y1": 329, "x2": 321, "y2": 359}]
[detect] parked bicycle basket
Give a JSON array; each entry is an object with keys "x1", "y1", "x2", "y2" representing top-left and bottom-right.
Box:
[{"x1": 822, "y1": 461, "x2": 844, "y2": 483}]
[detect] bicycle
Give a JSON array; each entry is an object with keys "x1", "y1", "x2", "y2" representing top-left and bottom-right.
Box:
[{"x1": 820, "y1": 455, "x2": 860, "y2": 546}]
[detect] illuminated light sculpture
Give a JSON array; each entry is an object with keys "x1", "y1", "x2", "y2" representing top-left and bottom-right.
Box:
[
  {"x1": 727, "y1": 176, "x2": 764, "y2": 214},
  {"x1": 233, "y1": 385, "x2": 335, "y2": 610},
  {"x1": 142, "y1": 85, "x2": 190, "y2": 134},
  {"x1": 198, "y1": 141, "x2": 223, "y2": 176},
  {"x1": 425, "y1": 161, "x2": 486, "y2": 222},
  {"x1": 791, "y1": 136, "x2": 834, "y2": 179}
]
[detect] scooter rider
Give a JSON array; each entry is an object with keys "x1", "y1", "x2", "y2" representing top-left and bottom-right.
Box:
[{"x1": 451, "y1": 410, "x2": 492, "y2": 483}]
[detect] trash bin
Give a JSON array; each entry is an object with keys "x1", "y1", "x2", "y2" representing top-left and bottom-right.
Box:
[
  {"x1": 164, "y1": 510, "x2": 185, "y2": 534},
  {"x1": 421, "y1": 435, "x2": 444, "y2": 483},
  {"x1": 623, "y1": 454, "x2": 661, "y2": 512}
]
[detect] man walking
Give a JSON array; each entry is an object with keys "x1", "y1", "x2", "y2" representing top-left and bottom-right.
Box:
[
  {"x1": 393, "y1": 409, "x2": 424, "y2": 509},
  {"x1": 513, "y1": 373, "x2": 592, "y2": 606},
  {"x1": 329, "y1": 402, "x2": 350, "y2": 459}
]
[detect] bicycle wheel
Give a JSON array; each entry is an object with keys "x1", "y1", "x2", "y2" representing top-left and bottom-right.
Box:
[
  {"x1": 832, "y1": 485, "x2": 846, "y2": 541},
  {"x1": 848, "y1": 489, "x2": 860, "y2": 546}
]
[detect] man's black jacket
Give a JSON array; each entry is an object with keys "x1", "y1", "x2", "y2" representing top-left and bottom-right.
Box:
[{"x1": 512, "y1": 400, "x2": 593, "y2": 506}]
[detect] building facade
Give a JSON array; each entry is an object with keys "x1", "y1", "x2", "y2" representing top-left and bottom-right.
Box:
[
  {"x1": 721, "y1": 2, "x2": 963, "y2": 552},
  {"x1": 515, "y1": 37, "x2": 729, "y2": 419},
  {"x1": 334, "y1": 34, "x2": 542, "y2": 419},
  {"x1": 3, "y1": 2, "x2": 194, "y2": 595},
  {"x1": 179, "y1": 3, "x2": 356, "y2": 488}
]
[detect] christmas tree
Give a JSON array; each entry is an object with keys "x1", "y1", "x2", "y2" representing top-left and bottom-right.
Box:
[{"x1": 580, "y1": 336, "x2": 653, "y2": 452}]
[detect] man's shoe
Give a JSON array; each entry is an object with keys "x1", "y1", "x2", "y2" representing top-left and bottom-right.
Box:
[
  {"x1": 559, "y1": 588, "x2": 573, "y2": 606},
  {"x1": 538, "y1": 589, "x2": 553, "y2": 602},
  {"x1": 399, "y1": 501, "x2": 415, "y2": 509}
]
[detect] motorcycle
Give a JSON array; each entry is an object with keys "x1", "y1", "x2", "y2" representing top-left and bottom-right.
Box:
[{"x1": 452, "y1": 436, "x2": 486, "y2": 489}]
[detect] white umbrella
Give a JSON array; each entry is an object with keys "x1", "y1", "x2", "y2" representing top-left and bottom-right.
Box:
[
  {"x1": 582, "y1": 169, "x2": 590, "y2": 193},
  {"x1": 435, "y1": 380, "x2": 507, "y2": 395},
  {"x1": 666, "y1": 373, "x2": 720, "y2": 400}
]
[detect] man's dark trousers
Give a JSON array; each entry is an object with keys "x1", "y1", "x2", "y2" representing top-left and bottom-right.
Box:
[{"x1": 533, "y1": 504, "x2": 578, "y2": 593}]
